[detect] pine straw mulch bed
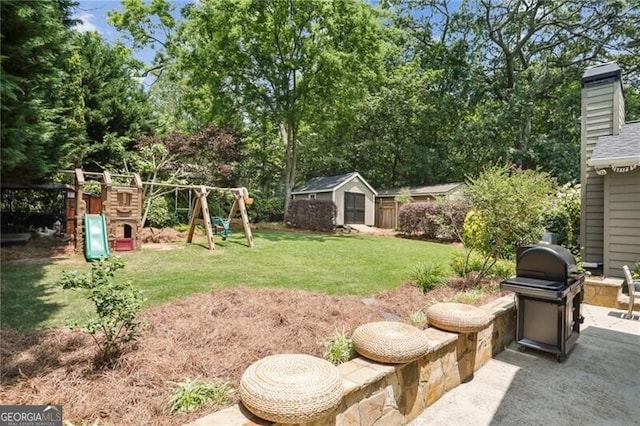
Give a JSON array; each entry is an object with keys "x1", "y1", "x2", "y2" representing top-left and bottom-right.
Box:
[
  {"x1": 1, "y1": 284, "x2": 505, "y2": 425},
  {"x1": 1, "y1": 231, "x2": 506, "y2": 425}
]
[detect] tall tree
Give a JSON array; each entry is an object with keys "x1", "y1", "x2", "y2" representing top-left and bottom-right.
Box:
[
  {"x1": 166, "y1": 0, "x2": 385, "y2": 211},
  {"x1": 388, "y1": 0, "x2": 640, "y2": 183},
  {"x1": 73, "y1": 31, "x2": 154, "y2": 171},
  {"x1": 1, "y1": 0, "x2": 81, "y2": 182}
]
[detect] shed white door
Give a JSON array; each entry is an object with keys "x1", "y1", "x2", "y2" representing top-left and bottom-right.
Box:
[{"x1": 344, "y1": 192, "x2": 365, "y2": 224}]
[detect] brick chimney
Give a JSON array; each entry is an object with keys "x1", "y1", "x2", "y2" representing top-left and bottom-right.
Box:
[{"x1": 580, "y1": 63, "x2": 625, "y2": 265}]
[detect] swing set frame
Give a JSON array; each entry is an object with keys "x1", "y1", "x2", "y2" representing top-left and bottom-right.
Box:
[{"x1": 65, "y1": 170, "x2": 254, "y2": 251}]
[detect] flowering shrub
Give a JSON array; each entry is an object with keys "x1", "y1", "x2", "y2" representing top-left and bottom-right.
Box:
[{"x1": 544, "y1": 182, "x2": 580, "y2": 255}]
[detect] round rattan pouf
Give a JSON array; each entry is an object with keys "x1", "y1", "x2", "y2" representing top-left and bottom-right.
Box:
[
  {"x1": 239, "y1": 354, "x2": 343, "y2": 423},
  {"x1": 351, "y1": 321, "x2": 431, "y2": 364},
  {"x1": 426, "y1": 303, "x2": 492, "y2": 333}
]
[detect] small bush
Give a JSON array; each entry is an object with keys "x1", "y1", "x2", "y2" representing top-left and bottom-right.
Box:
[
  {"x1": 490, "y1": 258, "x2": 516, "y2": 279},
  {"x1": 408, "y1": 310, "x2": 427, "y2": 328},
  {"x1": 286, "y1": 199, "x2": 336, "y2": 232},
  {"x1": 398, "y1": 199, "x2": 470, "y2": 241},
  {"x1": 251, "y1": 196, "x2": 285, "y2": 223},
  {"x1": 462, "y1": 211, "x2": 486, "y2": 253},
  {"x1": 398, "y1": 201, "x2": 439, "y2": 238},
  {"x1": 174, "y1": 223, "x2": 190, "y2": 233},
  {"x1": 544, "y1": 182, "x2": 581, "y2": 255},
  {"x1": 429, "y1": 199, "x2": 471, "y2": 241},
  {"x1": 323, "y1": 328, "x2": 355, "y2": 365},
  {"x1": 411, "y1": 263, "x2": 448, "y2": 293},
  {"x1": 451, "y1": 250, "x2": 515, "y2": 279},
  {"x1": 148, "y1": 196, "x2": 172, "y2": 228},
  {"x1": 169, "y1": 377, "x2": 235, "y2": 414},
  {"x1": 394, "y1": 187, "x2": 413, "y2": 203},
  {"x1": 57, "y1": 257, "x2": 143, "y2": 366},
  {"x1": 445, "y1": 283, "x2": 501, "y2": 304}
]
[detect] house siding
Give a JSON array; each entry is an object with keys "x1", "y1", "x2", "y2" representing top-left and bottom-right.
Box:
[
  {"x1": 580, "y1": 77, "x2": 625, "y2": 265},
  {"x1": 291, "y1": 192, "x2": 333, "y2": 201},
  {"x1": 603, "y1": 168, "x2": 640, "y2": 277},
  {"x1": 316, "y1": 192, "x2": 332, "y2": 201}
]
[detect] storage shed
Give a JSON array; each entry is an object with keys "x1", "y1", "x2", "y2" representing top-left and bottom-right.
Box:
[
  {"x1": 581, "y1": 62, "x2": 640, "y2": 277},
  {"x1": 291, "y1": 172, "x2": 377, "y2": 226},
  {"x1": 375, "y1": 183, "x2": 465, "y2": 229}
]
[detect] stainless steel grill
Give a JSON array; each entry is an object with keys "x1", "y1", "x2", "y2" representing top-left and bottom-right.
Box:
[{"x1": 502, "y1": 244, "x2": 586, "y2": 362}]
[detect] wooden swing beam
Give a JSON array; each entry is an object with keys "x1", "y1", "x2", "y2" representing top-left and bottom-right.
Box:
[
  {"x1": 62, "y1": 170, "x2": 246, "y2": 193},
  {"x1": 63, "y1": 169, "x2": 254, "y2": 250}
]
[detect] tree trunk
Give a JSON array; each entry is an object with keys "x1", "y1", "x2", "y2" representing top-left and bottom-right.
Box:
[{"x1": 281, "y1": 121, "x2": 297, "y2": 218}]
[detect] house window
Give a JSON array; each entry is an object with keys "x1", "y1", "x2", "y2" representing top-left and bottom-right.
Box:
[{"x1": 309, "y1": 194, "x2": 316, "y2": 199}]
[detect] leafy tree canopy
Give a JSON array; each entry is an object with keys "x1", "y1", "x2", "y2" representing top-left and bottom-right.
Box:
[{"x1": 1, "y1": 0, "x2": 80, "y2": 182}]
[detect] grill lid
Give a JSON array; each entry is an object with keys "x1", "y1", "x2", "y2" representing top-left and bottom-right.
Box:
[{"x1": 516, "y1": 244, "x2": 578, "y2": 282}]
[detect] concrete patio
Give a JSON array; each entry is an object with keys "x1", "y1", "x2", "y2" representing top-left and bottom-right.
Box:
[{"x1": 410, "y1": 303, "x2": 640, "y2": 426}]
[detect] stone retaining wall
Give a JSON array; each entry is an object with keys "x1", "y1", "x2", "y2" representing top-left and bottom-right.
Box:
[
  {"x1": 583, "y1": 277, "x2": 623, "y2": 308},
  {"x1": 188, "y1": 295, "x2": 516, "y2": 426}
]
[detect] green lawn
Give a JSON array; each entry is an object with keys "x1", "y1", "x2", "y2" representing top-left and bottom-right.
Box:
[{"x1": 0, "y1": 229, "x2": 458, "y2": 330}]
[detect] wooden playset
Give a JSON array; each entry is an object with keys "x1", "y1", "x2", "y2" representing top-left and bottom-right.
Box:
[
  {"x1": 73, "y1": 169, "x2": 143, "y2": 255},
  {"x1": 69, "y1": 169, "x2": 254, "y2": 255}
]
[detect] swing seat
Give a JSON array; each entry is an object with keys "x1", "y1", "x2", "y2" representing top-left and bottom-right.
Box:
[{"x1": 212, "y1": 217, "x2": 231, "y2": 240}]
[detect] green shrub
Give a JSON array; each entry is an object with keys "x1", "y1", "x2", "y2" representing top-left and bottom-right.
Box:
[
  {"x1": 463, "y1": 164, "x2": 556, "y2": 282},
  {"x1": 489, "y1": 258, "x2": 516, "y2": 279},
  {"x1": 174, "y1": 223, "x2": 190, "y2": 233},
  {"x1": 251, "y1": 196, "x2": 285, "y2": 222},
  {"x1": 57, "y1": 257, "x2": 143, "y2": 366},
  {"x1": 323, "y1": 328, "x2": 355, "y2": 365},
  {"x1": 394, "y1": 187, "x2": 413, "y2": 204},
  {"x1": 544, "y1": 182, "x2": 580, "y2": 255},
  {"x1": 445, "y1": 282, "x2": 501, "y2": 304},
  {"x1": 408, "y1": 310, "x2": 427, "y2": 327},
  {"x1": 206, "y1": 192, "x2": 234, "y2": 219},
  {"x1": 169, "y1": 377, "x2": 235, "y2": 414},
  {"x1": 398, "y1": 201, "x2": 439, "y2": 238},
  {"x1": 462, "y1": 210, "x2": 486, "y2": 250},
  {"x1": 148, "y1": 196, "x2": 172, "y2": 228},
  {"x1": 451, "y1": 250, "x2": 515, "y2": 279},
  {"x1": 411, "y1": 263, "x2": 448, "y2": 293},
  {"x1": 428, "y1": 199, "x2": 471, "y2": 241}
]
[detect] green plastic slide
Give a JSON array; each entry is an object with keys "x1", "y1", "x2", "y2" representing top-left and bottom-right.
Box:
[{"x1": 84, "y1": 214, "x2": 110, "y2": 261}]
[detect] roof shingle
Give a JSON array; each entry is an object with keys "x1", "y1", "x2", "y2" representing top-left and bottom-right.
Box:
[
  {"x1": 292, "y1": 172, "x2": 358, "y2": 193},
  {"x1": 591, "y1": 121, "x2": 640, "y2": 162}
]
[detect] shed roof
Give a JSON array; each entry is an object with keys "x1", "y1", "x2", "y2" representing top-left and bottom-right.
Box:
[
  {"x1": 292, "y1": 172, "x2": 377, "y2": 195},
  {"x1": 376, "y1": 182, "x2": 464, "y2": 198},
  {"x1": 588, "y1": 121, "x2": 640, "y2": 170}
]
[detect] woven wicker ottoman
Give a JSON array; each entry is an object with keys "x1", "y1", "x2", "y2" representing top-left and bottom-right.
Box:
[
  {"x1": 352, "y1": 321, "x2": 431, "y2": 363},
  {"x1": 239, "y1": 354, "x2": 343, "y2": 423},
  {"x1": 426, "y1": 302, "x2": 492, "y2": 333}
]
